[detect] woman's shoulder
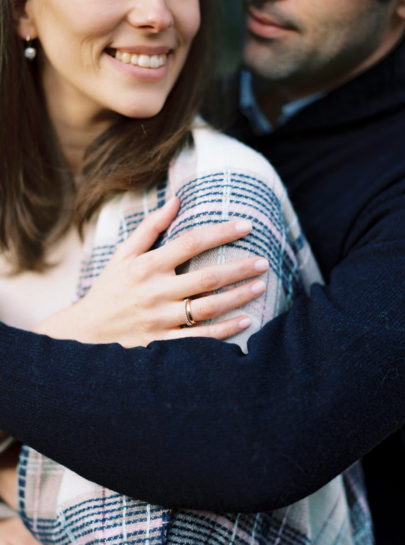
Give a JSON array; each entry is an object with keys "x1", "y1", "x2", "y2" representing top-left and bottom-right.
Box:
[
  {"x1": 167, "y1": 120, "x2": 289, "y2": 206},
  {"x1": 190, "y1": 120, "x2": 279, "y2": 180},
  {"x1": 168, "y1": 120, "x2": 290, "y2": 211}
]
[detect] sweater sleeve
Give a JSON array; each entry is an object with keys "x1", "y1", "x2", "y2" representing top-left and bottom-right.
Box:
[{"x1": 0, "y1": 174, "x2": 404, "y2": 513}]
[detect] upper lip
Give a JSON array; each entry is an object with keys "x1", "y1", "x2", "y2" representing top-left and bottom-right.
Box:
[
  {"x1": 108, "y1": 45, "x2": 172, "y2": 55},
  {"x1": 248, "y1": 6, "x2": 293, "y2": 29}
]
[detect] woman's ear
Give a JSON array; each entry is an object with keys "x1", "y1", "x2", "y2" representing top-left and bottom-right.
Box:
[{"x1": 13, "y1": 0, "x2": 37, "y2": 41}]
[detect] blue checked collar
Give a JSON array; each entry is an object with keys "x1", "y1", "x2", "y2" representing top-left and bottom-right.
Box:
[{"x1": 240, "y1": 70, "x2": 324, "y2": 135}]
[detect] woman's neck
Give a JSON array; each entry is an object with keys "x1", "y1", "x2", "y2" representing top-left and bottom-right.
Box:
[{"x1": 50, "y1": 115, "x2": 109, "y2": 176}]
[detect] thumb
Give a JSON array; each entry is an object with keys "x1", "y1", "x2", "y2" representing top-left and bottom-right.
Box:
[{"x1": 120, "y1": 196, "x2": 180, "y2": 257}]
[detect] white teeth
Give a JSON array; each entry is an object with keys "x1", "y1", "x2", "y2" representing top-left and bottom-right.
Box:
[
  {"x1": 138, "y1": 54, "x2": 151, "y2": 68},
  {"x1": 114, "y1": 50, "x2": 167, "y2": 68},
  {"x1": 157, "y1": 55, "x2": 166, "y2": 67},
  {"x1": 121, "y1": 52, "x2": 131, "y2": 64},
  {"x1": 150, "y1": 55, "x2": 161, "y2": 68}
]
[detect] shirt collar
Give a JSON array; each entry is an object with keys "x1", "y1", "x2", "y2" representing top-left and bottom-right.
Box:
[{"x1": 240, "y1": 70, "x2": 324, "y2": 135}]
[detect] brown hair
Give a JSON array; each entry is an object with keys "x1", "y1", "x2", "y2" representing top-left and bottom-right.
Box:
[{"x1": 0, "y1": 0, "x2": 215, "y2": 271}]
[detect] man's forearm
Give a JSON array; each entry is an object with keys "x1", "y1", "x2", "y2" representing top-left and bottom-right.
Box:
[{"x1": 0, "y1": 264, "x2": 404, "y2": 513}]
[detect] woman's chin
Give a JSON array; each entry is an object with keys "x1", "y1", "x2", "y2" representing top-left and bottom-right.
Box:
[{"x1": 114, "y1": 102, "x2": 165, "y2": 120}]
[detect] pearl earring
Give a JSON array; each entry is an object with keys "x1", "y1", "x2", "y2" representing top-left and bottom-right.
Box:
[{"x1": 24, "y1": 35, "x2": 37, "y2": 61}]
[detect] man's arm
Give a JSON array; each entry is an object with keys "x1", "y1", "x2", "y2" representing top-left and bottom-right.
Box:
[
  {"x1": 0, "y1": 207, "x2": 404, "y2": 513},
  {"x1": 0, "y1": 186, "x2": 404, "y2": 513}
]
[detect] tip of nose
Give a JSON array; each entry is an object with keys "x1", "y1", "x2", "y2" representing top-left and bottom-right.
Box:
[{"x1": 128, "y1": 5, "x2": 174, "y2": 32}]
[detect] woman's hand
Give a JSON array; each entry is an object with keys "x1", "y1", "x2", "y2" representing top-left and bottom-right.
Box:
[{"x1": 34, "y1": 197, "x2": 269, "y2": 347}]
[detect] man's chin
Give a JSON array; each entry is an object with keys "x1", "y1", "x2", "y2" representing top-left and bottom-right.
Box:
[
  {"x1": 244, "y1": 34, "x2": 303, "y2": 80},
  {"x1": 244, "y1": 39, "x2": 282, "y2": 79}
]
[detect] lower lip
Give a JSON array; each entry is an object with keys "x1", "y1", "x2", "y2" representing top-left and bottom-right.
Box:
[
  {"x1": 247, "y1": 13, "x2": 292, "y2": 39},
  {"x1": 105, "y1": 52, "x2": 171, "y2": 82}
]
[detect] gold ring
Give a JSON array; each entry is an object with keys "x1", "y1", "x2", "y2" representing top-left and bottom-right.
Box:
[{"x1": 184, "y1": 298, "x2": 196, "y2": 327}]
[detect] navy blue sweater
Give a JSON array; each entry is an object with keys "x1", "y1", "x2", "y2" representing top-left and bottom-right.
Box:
[
  {"x1": 0, "y1": 38, "x2": 404, "y2": 542},
  {"x1": 245, "y1": 41, "x2": 405, "y2": 544}
]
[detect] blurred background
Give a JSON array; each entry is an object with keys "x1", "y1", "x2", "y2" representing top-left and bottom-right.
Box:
[
  {"x1": 217, "y1": 0, "x2": 245, "y2": 74},
  {"x1": 200, "y1": 0, "x2": 246, "y2": 128}
]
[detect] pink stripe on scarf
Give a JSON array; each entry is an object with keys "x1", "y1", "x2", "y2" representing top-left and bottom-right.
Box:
[{"x1": 75, "y1": 517, "x2": 168, "y2": 545}]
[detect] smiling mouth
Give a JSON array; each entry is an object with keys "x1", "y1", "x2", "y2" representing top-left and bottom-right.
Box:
[
  {"x1": 106, "y1": 48, "x2": 168, "y2": 69},
  {"x1": 248, "y1": 6, "x2": 296, "y2": 29}
]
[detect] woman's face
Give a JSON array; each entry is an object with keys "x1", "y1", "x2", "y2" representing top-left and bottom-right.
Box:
[{"x1": 18, "y1": 0, "x2": 200, "y2": 122}]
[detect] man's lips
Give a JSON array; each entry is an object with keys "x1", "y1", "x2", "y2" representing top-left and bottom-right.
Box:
[{"x1": 247, "y1": 6, "x2": 295, "y2": 39}]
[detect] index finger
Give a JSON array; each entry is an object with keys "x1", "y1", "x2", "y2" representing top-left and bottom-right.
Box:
[{"x1": 155, "y1": 220, "x2": 253, "y2": 269}]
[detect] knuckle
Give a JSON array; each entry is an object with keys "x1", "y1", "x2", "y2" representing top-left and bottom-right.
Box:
[
  {"x1": 113, "y1": 242, "x2": 127, "y2": 260},
  {"x1": 181, "y1": 231, "x2": 201, "y2": 255},
  {"x1": 200, "y1": 269, "x2": 220, "y2": 292},
  {"x1": 198, "y1": 298, "x2": 216, "y2": 320},
  {"x1": 132, "y1": 252, "x2": 156, "y2": 278},
  {"x1": 221, "y1": 327, "x2": 235, "y2": 340},
  {"x1": 217, "y1": 321, "x2": 236, "y2": 339},
  {"x1": 204, "y1": 324, "x2": 222, "y2": 339},
  {"x1": 140, "y1": 314, "x2": 156, "y2": 332},
  {"x1": 146, "y1": 214, "x2": 163, "y2": 237},
  {"x1": 130, "y1": 262, "x2": 147, "y2": 281},
  {"x1": 242, "y1": 259, "x2": 255, "y2": 275},
  {"x1": 232, "y1": 261, "x2": 251, "y2": 282}
]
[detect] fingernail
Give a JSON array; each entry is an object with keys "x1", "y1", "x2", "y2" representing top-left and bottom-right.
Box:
[
  {"x1": 252, "y1": 280, "x2": 266, "y2": 294},
  {"x1": 239, "y1": 317, "x2": 251, "y2": 330},
  {"x1": 235, "y1": 220, "x2": 252, "y2": 233},
  {"x1": 254, "y1": 259, "x2": 269, "y2": 272}
]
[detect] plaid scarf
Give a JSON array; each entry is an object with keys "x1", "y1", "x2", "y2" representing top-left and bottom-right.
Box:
[{"x1": 18, "y1": 124, "x2": 373, "y2": 545}]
